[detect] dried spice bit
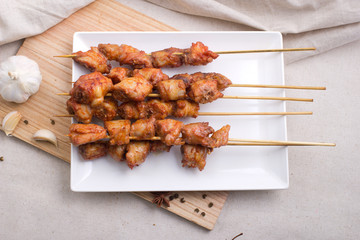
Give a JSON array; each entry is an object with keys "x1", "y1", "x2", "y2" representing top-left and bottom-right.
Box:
[
  {"x1": 0, "y1": 156, "x2": 3, "y2": 161},
  {"x1": 202, "y1": 194, "x2": 207, "y2": 199},
  {"x1": 173, "y1": 193, "x2": 179, "y2": 199},
  {"x1": 180, "y1": 198, "x2": 186, "y2": 203},
  {"x1": 208, "y1": 202, "x2": 214, "y2": 208},
  {"x1": 201, "y1": 212, "x2": 206, "y2": 217},
  {"x1": 169, "y1": 196, "x2": 174, "y2": 201},
  {"x1": 151, "y1": 192, "x2": 171, "y2": 208},
  {"x1": 194, "y1": 208, "x2": 199, "y2": 213},
  {"x1": 23, "y1": 120, "x2": 29, "y2": 125},
  {"x1": 50, "y1": 119, "x2": 55, "y2": 125}
]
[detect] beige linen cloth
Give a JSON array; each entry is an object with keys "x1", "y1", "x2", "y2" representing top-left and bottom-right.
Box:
[{"x1": 0, "y1": 0, "x2": 359, "y2": 64}]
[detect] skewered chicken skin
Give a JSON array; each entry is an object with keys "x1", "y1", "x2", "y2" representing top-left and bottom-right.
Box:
[
  {"x1": 73, "y1": 47, "x2": 111, "y2": 74},
  {"x1": 79, "y1": 141, "x2": 108, "y2": 160},
  {"x1": 69, "y1": 123, "x2": 107, "y2": 146}
]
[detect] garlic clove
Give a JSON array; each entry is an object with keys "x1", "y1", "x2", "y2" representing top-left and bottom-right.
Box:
[
  {"x1": 2, "y1": 111, "x2": 22, "y2": 136},
  {"x1": 33, "y1": 129, "x2": 58, "y2": 147}
]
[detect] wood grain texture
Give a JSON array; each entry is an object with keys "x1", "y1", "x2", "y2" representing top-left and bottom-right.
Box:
[{"x1": 0, "y1": 0, "x2": 228, "y2": 230}]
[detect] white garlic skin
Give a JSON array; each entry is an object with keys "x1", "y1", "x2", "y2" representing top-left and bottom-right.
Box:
[{"x1": 0, "y1": 56, "x2": 42, "y2": 103}]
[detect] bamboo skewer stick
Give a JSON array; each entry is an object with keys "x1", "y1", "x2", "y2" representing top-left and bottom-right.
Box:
[
  {"x1": 65, "y1": 134, "x2": 334, "y2": 147},
  {"x1": 54, "y1": 47, "x2": 316, "y2": 58},
  {"x1": 68, "y1": 81, "x2": 326, "y2": 91},
  {"x1": 56, "y1": 92, "x2": 313, "y2": 102},
  {"x1": 54, "y1": 111, "x2": 312, "y2": 118}
]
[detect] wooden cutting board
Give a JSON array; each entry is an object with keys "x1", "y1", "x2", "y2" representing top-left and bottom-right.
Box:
[{"x1": 0, "y1": 0, "x2": 228, "y2": 230}]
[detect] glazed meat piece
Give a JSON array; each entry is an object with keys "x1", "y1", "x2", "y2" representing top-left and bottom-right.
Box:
[
  {"x1": 191, "y1": 72, "x2": 232, "y2": 91},
  {"x1": 98, "y1": 43, "x2": 153, "y2": 68},
  {"x1": 107, "y1": 67, "x2": 132, "y2": 84},
  {"x1": 66, "y1": 98, "x2": 93, "y2": 124},
  {"x1": 118, "y1": 101, "x2": 148, "y2": 119},
  {"x1": 183, "y1": 42, "x2": 218, "y2": 66},
  {"x1": 104, "y1": 120, "x2": 131, "y2": 145},
  {"x1": 180, "y1": 144, "x2": 211, "y2": 171},
  {"x1": 147, "y1": 99, "x2": 175, "y2": 119},
  {"x1": 150, "y1": 141, "x2": 172, "y2": 152},
  {"x1": 73, "y1": 47, "x2": 111, "y2": 74},
  {"x1": 69, "y1": 124, "x2": 107, "y2": 146},
  {"x1": 130, "y1": 117, "x2": 156, "y2": 139},
  {"x1": 108, "y1": 144, "x2": 127, "y2": 162},
  {"x1": 70, "y1": 72, "x2": 113, "y2": 107},
  {"x1": 126, "y1": 141, "x2": 151, "y2": 169},
  {"x1": 173, "y1": 100, "x2": 199, "y2": 118},
  {"x1": 112, "y1": 76, "x2": 153, "y2": 102},
  {"x1": 133, "y1": 68, "x2": 169, "y2": 86},
  {"x1": 155, "y1": 119, "x2": 184, "y2": 146},
  {"x1": 156, "y1": 79, "x2": 187, "y2": 101},
  {"x1": 210, "y1": 125, "x2": 231, "y2": 148},
  {"x1": 151, "y1": 47, "x2": 184, "y2": 68},
  {"x1": 187, "y1": 79, "x2": 223, "y2": 104},
  {"x1": 181, "y1": 122, "x2": 214, "y2": 146},
  {"x1": 93, "y1": 97, "x2": 118, "y2": 121},
  {"x1": 79, "y1": 141, "x2": 108, "y2": 160},
  {"x1": 170, "y1": 73, "x2": 194, "y2": 88}
]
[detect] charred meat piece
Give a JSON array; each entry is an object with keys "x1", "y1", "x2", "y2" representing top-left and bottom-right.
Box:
[
  {"x1": 191, "y1": 72, "x2": 232, "y2": 91},
  {"x1": 155, "y1": 119, "x2": 184, "y2": 146},
  {"x1": 210, "y1": 125, "x2": 231, "y2": 148},
  {"x1": 107, "y1": 67, "x2": 132, "y2": 84},
  {"x1": 181, "y1": 122, "x2": 214, "y2": 146},
  {"x1": 151, "y1": 47, "x2": 184, "y2": 68},
  {"x1": 69, "y1": 123, "x2": 107, "y2": 146},
  {"x1": 147, "y1": 99, "x2": 175, "y2": 119},
  {"x1": 181, "y1": 144, "x2": 212, "y2": 171},
  {"x1": 187, "y1": 79, "x2": 223, "y2": 104},
  {"x1": 130, "y1": 117, "x2": 156, "y2": 139},
  {"x1": 79, "y1": 141, "x2": 108, "y2": 160},
  {"x1": 93, "y1": 97, "x2": 118, "y2": 121},
  {"x1": 70, "y1": 72, "x2": 113, "y2": 107},
  {"x1": 150, "y1": 141, "x2": 172, "y2": 152},
  {"x1": 108, "y1": 144, "x2": 127, "y2": 162},
  {"x1": 157, "y1": 79, "x2": 187, "y2": 101},
  {"x1": 104, "y1": 120, "x2": 131, "y2": 145},
  {"x1": 112, "y1": 76, "x2": 153, "y2": 102},
  {"x1": 73, "y1": 47, "x2": 111, "y2": 74},
  {"x1": 173, "y1": 100, "x2": 199, "y2": 118},
  {"x1": 98, "y1": 43, "x2": 153, "y2": 68},
  {"x1": 67, "y1": 98, "x2": 93, "y2": 124},
  {"x1": 170, "y1": 73, "x2": 194, "y2": 88},
  {"x1": 183, "y1": 42, "x2": 218, "y2": 66},
  {"x1": 126, "y1": 141, "x2": 150, "y2": 169},
  {"x1": 133, "y1": 68, "x2": 169, "y2": 86},
  {"x1": 118, "y1": 101, "x2": 148, "y2": 119}
]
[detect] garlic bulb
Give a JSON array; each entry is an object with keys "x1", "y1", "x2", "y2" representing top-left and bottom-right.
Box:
[
  {"x1": 33, "y1": 129, "x2": 58, "y2": 147},
  {"x1": 0, "y1": 56, "x2": 42, "y2": 103},
  {"x1": 2, "y1": 111, "x2": 22, "y2": 136}
]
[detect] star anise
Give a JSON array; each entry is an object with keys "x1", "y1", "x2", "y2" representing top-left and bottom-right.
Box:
[{"x1": 151, "y1": 192, "x2": 171, "y2": 208}]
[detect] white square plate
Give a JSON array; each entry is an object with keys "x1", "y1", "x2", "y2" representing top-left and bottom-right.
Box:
[{"x1": 71, "y1": 31, "x2": 288, "y2": 192}]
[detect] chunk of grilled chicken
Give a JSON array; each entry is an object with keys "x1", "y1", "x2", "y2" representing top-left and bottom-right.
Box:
[
  {"x1": 155, "y1": 119, "x2": 184, "y2": 146},
  {"x1": 70, "y1": 72, "x2": 113, "y2": 107},
  {"x1": 106, "y1": 67, "x2": 132, "y2": 84},
  {"x1": 67, "y1": 98, "x2": 93, "y2": 124},
  {"x1": 151, "y1": 47, "x2": 184, "y2": 68},
  {"x1": 147, "y1": 99, "x2": 175, "y2": 119},
  {"x1": 183, "y1": 42, "x2": 218, "y2": 66},
  {"x1": 93, "y1": 97, "x2": 118, "y2": 121},
  {"x1": 156, "y1": 79, "x2": 187, "y2": 101},
  {"x1": 210, "y1": 124, "x2": 231, "y2": 148},
  {"x1": 112, "y1": 76, "x2": 153, "y2": 102},
  {"x1": 108, "y1": 144, "x2": 127, "y2": 162},
  {"x1": 126, "y1": 141, "x2": 150, "y2": 169},
  {"x1": 73, "y1": 47, "x2": 111, "y2": 74},
  {"x1": 118, "y1": 101, "x2": 148, "y2": 119},
  {"x1": 181, "y1": 122, "x2": 214, "y2": 146},
  {"x1": 130, "y1": 117, "x2": 156, "y2": 139},
  {"x1": 187, "y1": 79, "x2": 223, "y2": 104},
  {"x1": 173, "y1": 100, "x2": 199, "y2": 118},
  {"x1": 69, "y1": 123, "x2": 107, "y2": 146},
  {"x1": 181, "y1": 144, "x2": 212, "y2": 171},
  {"x1": 133, "y1": 68, "x2": 169, "y2": 86},
  {"x1": 79, "y1": 141, "x2": 108, "y2": 160},
  {"x1": 104, "y1": 120, "x2": 131, "y2": 145}
]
